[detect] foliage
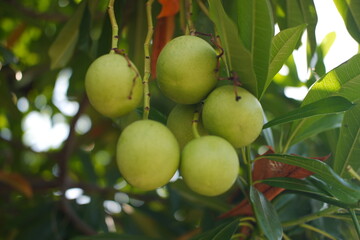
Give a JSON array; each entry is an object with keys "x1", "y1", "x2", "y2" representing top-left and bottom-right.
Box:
[{"x1": 0, "y1": 0, "x2": 360, "y2": 239}]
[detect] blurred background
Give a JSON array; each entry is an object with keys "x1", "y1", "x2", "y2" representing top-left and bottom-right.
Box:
[{"x1": 0, "y1": 0, "x2": 358, "y2": 239}]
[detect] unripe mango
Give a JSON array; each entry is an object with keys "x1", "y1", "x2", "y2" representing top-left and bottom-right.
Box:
[
  {"x1": 116, "y1": 120, "x2": 180, "y2": 190},
  {"x1": 156, "y1": 36, "x2": 217, "y2": 104},
  {"x1": 202, "y1": 85, "x2": 264, "y2": 148},
  {"x1": 85, "y1": 53, "x2": 143, "y2": 118}
]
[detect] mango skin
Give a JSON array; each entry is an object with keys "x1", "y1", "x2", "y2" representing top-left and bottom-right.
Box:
[
  {"x1": 156, "y1": 36, "x2": 217, "y2": 104},
  {"x1": 85, "y1": 53, "x2": 143, "y2": 118},
  {"x1": 180, "y1": 136, "x2": 239, "y2": 196},
  {"x1": 202, "y1": 85, "x2": 264, "y2": 148},
  {"x1": 167, "y1": 104, "x2": 207, "y2": 150},
  {"x1": 116, "y1": 120, "x2": 180, "y2": 191}
]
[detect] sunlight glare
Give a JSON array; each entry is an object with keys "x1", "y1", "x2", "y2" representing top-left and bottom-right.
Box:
[
  {"x1": 22, "y1": 111, "x2": 69, "y2": 152},
  {"x1": 52, "y1": 68, "x2": 79, "y2": 116}
]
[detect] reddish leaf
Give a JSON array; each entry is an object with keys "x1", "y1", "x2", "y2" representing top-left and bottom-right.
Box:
[
  {"x1": 151, "y1": 0, "x2": 180, "y2": 78},
  {"x1": 0, "y1": 171, "x2": 33, "y2": 198},
  {"x1": 151, "y1": 16, "x2": 175, "y2": 78},
  {"x1": 157, "y1": 0, "x2": 180, "y2": 18},
  {"x1": 220, "y1": 147, "x2": 330, "y2": 218}
]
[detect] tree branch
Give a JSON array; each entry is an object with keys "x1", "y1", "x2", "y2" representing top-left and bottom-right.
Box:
[
  {"x1": 56, "y1": 95, "x2": 96, "y2": 235},
  {"x1": 60, "y1": 195, "x2": 97, "y2": 235},
  {"x1": 58, "y1": 95, "x2": 89, "y2": 184}
]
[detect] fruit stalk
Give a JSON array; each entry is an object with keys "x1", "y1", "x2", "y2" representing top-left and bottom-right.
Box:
[
  {"x1": 349, "y1": 208, "x2": 360, "y2": 239},
  {"x1": 143, "y1": 0, "x2": 154, "y2": 119},
  {"x1": 191, "y1": 109, "x2": 201, "y2": 139},
  {"x1": 347, "y1": 165, "x2": 360, "y2": 181},
  {"x1": 185, "y1": 0, "x2": 195, "y2": 35},
  {"x1": 196, "y1": 0, "x2": 210, "y2": 17},
  {"x1": 108, "y1": 0, "x2": 119, "y2": 52},
  {"x1": 240, "y1": 146, "x2": 253, "y2": 190}
]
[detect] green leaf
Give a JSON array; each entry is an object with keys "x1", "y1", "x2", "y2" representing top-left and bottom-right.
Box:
[
  {"x1": 334, "y1": 0, "x2": 360, "y2": 43},
  {"x1": 288, "y1": 54, "x2": 360, "y2": 147},
  {"x1": 349, "y1": 208, "x2": 360, "y2": 239},
  {"x1": 259, "y1": 177, "x2": 327, "y2": 195},
  {"x1": 319, "y1": 32, "x2": 336, "y2": 58},
  {"x1": 235, "y1": 0, "x2": 252, "y2": 50},
  {"x1": 291, "y1": 114, "x2": 343, "y2": 145},
  {"x1": 265, "y1": 24, "x2": 306, "y2": 94},
  {"x1": 253, "y1": 0, "x2": 274, "y2": 97},
  {"x1": 170, "y1": 181, "x2": 230, "y2": 212},
  {"x1": 258, "y1": 154, "x2": 360, "y2": 205},
  {"x1": 334, "y1": 100, "x2": 360, "y2": 178},
  {"x1": 330, "y1": 211, "x2": 360, "y2": 222},
  {"x1": 275, "y1": 1, "x2": 318, "y2": 62},
  {"x1": 299, "y1": 0, "x2": 318, "y2": 61},
  {"x1": 311, "y1": 32, "x2": 336, "y2": 77},
  {"x1": 303, "y1": 54, "x2": 360, "y2": 103},
  {"x1": 250, "y1": 187, "x2": 283, "y2": 240},
  {"x1": 259, "y1": 177, "x2": 353, "y2": 208},
  {"x1": 190, "y1": 219, "x2": 239, "y2": 240},
  {"x1": 263, "y1": 96, "x2": 354, "y2": 129},
  {"x1": 286, "y1": 1, "x2": 304, "y2": 27},
  {"x1": 208, "y1": 0, "x2": 257, "y2": 96},
  {"x1": 48, "y1": 1, "x2": 86, "y2": 69},
  {"x1": 235, "y1": 0, "x2": 274, "y2": 99},
  {"x1": 71, "y1": 233, "x2": 160, "y2": 240}
]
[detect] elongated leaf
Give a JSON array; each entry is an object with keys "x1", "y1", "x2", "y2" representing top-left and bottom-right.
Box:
[
  {"x1": 288, "y1": 54, "x2": 360, "y2": 147},
  {"x1": 284, "y1": 0, "x2": 317, "y2": 61},
  {"x1": 334, "y1": 101, "x2": 360, "y2": 178},
  {"x1": 170, "y1": 181, "x2": 230, "y2": 212},
  {"x1": 235, "y1": 0, "x2": 274, "y2": 98},
  {"x1": 254, "y1": 0, "x2": 274, "y2": 97},
  {"x1": 71, "y1": 233, "x2": 160, "y2": 240},
  {"x1": 190, "y1": 219, "x2": 239, "y2": 240},
  {"x1": 334, "y1": 0, "x2": 360, "y2": 43},
  {"x1": 208, "y1": 0, "x2": 257, "y2": 95},
  {"x1": 263, "y1": 96, "x2": 354, "y2": 129},
  {"x1": 318, "y1": 32, "x2": 336, "y2": 60},
  {"x1": 250, "y1": 187, "x2": 283, "y2": 240},
  {"x1": 259, "y1": 177, "x2": 327, "y2": 195},
  {"x1": 211, "y1": 220, "x2": 239, "y2": 240},
  {"x1": 312, "y1": 32, "x2": 336, "y2": 77},
  {"x1": 265, "y1": 24, "x2": 306, "y2": 95},
  {"x1": 304, "y1": 55, "x2": 360, "y2": 103},
  {"x1": 291, "y1": 114, "x2": 343, "y2": 144},
  {"x1": 235, "y1": 0, "x2": 252, "y2": 50},
  {"x1": 348, "y1": 209, "x2": 360, "y2": 239},
  {"x1": 49, "y1": 2, "x2": 86, "y2": 69},
  {"x1": 286, "y1": 1, "x2": 303, "y2": 27},
  {"x1": 259, "y1": 177, "x2": 353, "y2": 208},
  {"x1": 306, "y1": 175, "x2": 335, "y2": 196},
  {"x1": 299, "y1": 0, "x2": 318, "y2": 61},
  {"x1": 258, "y1": 154, "x2": 360, "y2": 205},
  {"x1": 330, "y1": 212, "x2": 360, "y2": 222}
]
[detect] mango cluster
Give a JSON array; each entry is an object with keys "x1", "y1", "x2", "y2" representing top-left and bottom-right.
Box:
[{"x1": 85, "y1": 35, "x2": 264, "y2": 197}]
